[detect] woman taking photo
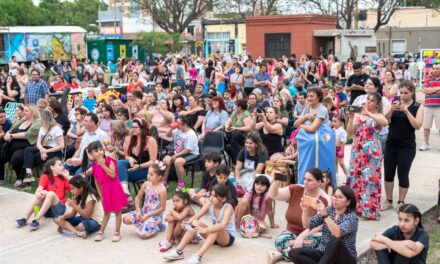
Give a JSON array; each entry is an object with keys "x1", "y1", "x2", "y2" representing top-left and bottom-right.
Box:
[
  {"x1": 152, "y1": 99, "x2": 174, "y2": 140},
  {"x1": 117, "y1": 118, "x2": 158, "y2": 197},
  {"x1": 224, "y1": 99, "x2": 253, "y2": 163},
  {"x1": 179, "y1": 95, "x2": 205, "y2": 134},
  {"x1": 253, "y1": 107, "x2": 284, "y2": 157},
  {"x1": 346, "y1": 93, "x2": 388, "y2": 220},
  {"x1": 370, "y1": 204, "x2": 429, "y2": 264},
  {"x1": 21, "y1": 110, "x2": 65, "y2": 183},
  {"x1": 106, "y1": 120, "x2": 129, "y2": 160},
  {"x1": 383, "y1": 81, "x2": 424, "y2": 211},
  {"x1": 290, "y1": 186, "x2": 358, "y2": 264},
  {"x1": 268, "y1": 168, "x2": 331, "y2": 263},
  {"x1": 199, "y1": 96, "x2": 228, "y2": 141},
  {"x1": 0, "y1": 106, "x2": 41, "y2": 188},
  {"x1": 234, "y1": 132, "x2": 269, "y2": 180}
]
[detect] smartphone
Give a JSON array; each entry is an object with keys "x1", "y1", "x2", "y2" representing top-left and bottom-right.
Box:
[
  {"x1": 348, "y1": 105, "x2": 361, "y2": 113},
  {"x1": 184, "y1": 223, "x2": 195, "y2": 231},
  {"x1": 256, "y1": 108, "x2": 263, "y2": 114},
  {"x1": 392, "y1": 96, "x2": 401, "y2": 106},
  {"x1": 303, "y1": 195, "x2": 318, "y2": 208},
  {"x1": 274, "y1": 172, "x2": 287, "y2": 182}
]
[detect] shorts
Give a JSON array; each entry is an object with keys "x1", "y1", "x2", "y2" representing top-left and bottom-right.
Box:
[
  {"x1": 44, "y1": 201, "x2": 66, "y2": 218},
  {"x1": 423, "y1": 107, "x2": 440, "y2": 130},
  {"x1": 336, "y1": 146, "x2": 344, "y2": 158},
  {"x1": 182, "y1": 154, "x2": 200, "y2": 163},
  {"x1": 214, "y1": 232, "x2": 235, "y2": 247},
  {"x1": 66, "y1": 216, "x2": 101, "y2": 233}
]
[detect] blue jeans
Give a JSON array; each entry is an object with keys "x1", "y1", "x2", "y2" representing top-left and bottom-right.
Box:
[
  {"x1": 44, "y1": 201, "x2": 66, "y2": 218},
  {"x1": 64, "y1": 162, "x2": 91, "y2": 176},
  {"x1": 117, "y1": 159, "x2": 148, "y2": 183},
  {"x1": 66, "y1": 216, "x2": 100, "y2": 233}
]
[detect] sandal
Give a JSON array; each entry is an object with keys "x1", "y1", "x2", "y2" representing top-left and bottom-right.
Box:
[
  {"x1": 267, "y1": 250, "x2": 283, "y2": 264},
  {"x1": 94, "y1": 231, "x2": 105, "y2": 242},
  {"x1": 77, "y1": 231, "x2": 88, "y2": 239},
  {"x1": 112, "y1": 232, "x2": 121, "y2": 242}
]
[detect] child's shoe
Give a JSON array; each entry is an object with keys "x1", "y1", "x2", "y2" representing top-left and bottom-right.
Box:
[
  {"x1": 190, "y1": 233, "x2": 203, "y2": 244},
  {"x1": 76, "y1": 231, "x2": 88, "y2": 239},
  {"x1": 164, "y1": 250, "x2": 184, "y2": 260},
  {"x1": 94, "y1": 231, "x2": 105, "y2": 241},
  {"x1": 111, "y1": 232, "x2": 121, "y2": 242},
  {"x1": 16, "y1": 218, "x2": 27, "y2": 227},
  {"x1": 177, "y1": 182, "x2": 185, "y2": 190},
  {"x1": 23, "y1": 173, "x2": 35, "y2": 183},
  {"x1": 29, "y1": 220, "x2": 40, "y2": 230},
  {"x1": 159, "y1": 240, "x2": 173, "y2": 252},
  {"x1": 187, "y1": 254, "x2": 203, "y2": 264}
]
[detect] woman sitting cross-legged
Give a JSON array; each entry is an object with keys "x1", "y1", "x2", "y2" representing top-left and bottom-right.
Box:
[
  {"x1": 370, "y1": 204, "x2": 429, "y2": 264},
  {"x1": 289, "y1": 186, "x2": 359, "y2": 264}
]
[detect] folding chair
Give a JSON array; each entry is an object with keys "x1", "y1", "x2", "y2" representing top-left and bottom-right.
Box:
[{"x1": 202, "y1": 131, "x2": 232, "y2": 167}]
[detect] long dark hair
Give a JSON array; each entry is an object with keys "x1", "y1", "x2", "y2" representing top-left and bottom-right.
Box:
[
  {"x1": 69, "y1": 175, "x2": 100, "y2": 208},
  {"x1": 102, "y1": 104, "x2": 116, "y2": 119},
  {"x1": 368, "y1": 77, "x2": 383, "y2": 94},
  {"x1": 335, "y1": 185, "x2": 357, "y2": 212},
  {"x1": 82, "y1": 141, "x2": 105, "y2": 173},
  {"x1": 211, "y1": 183, "x2": 232, "y2": 205},
  {"x1": 250, "y1": 176, "x2": 270, "y2": 214},
  {"x1": 44, "y1": 157, "x2": 64, "y2": 183},
  {"x1": 398, "y1": 203, "x2": 423, "y2": 229},
  {"x1": 171, "y1": 95, "x2": 186, "y2": 113},
  {"x1": 245, "y1": 131, "x2": 268, "y2": 156},
  {"x1": 399, "y1": 80, "x2": 416, "y2": 101},
  {"x1": 128, "y1": 118, "x2": 152, "y2": 157}
]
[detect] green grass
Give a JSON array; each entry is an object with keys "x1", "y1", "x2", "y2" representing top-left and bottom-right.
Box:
[{"x1": 428, "y1": 226, "x2": 440, "y2": 264}]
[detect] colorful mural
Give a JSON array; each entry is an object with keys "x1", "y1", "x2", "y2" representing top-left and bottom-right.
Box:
[
  {"x1": 5, "y1": 34, "x2": 26, "y2": 61},
  {"x1": 52, "y1": 33, "x2": 71, "y2": 60},
  {"x1": 71, "y1": 33, "x2": 86, "y2": 60},
  {"x1": 25, "y1": 34, "x2": 52, "y2": 61}
]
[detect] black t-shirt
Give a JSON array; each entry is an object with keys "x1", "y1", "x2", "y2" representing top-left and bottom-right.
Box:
[
  {"x1": 205, "y1": 66, "x2": 215, "y2": 80},
  {"x1": 200, "y1": 171, "x2": 216, "y2": 191},
  {"x1": 210, "y1": 178, "x2": 238, "y2": 207},
  {"x1": 55, "y1": 113, "x2": 71, "y2": 135},
  {"x1": 386, "y1": 101, "x2": 420, "y2": 149},
  {"x1": 237, "y1": 149, "x2": 268, "y2": 170},
  {"x1": 383, "y1": 225, "x2": 429, "y2": 264},
  {"x1": 0, "y1": 82, "x2": 20, "y2": 107},
  {"x1": 347, "y1": 73, "x2": 369, "y2": 104},
  {"x1": 188, "y1": 110, "x2": 206, "y2": 133}
]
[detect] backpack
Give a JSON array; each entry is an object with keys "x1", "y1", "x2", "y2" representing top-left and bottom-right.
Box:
[{"x1": 240, "y1": 214, "x2": 260, "y2": 238}]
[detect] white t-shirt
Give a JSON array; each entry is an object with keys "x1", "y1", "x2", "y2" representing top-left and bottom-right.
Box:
[
  {"x1": 85, "y1": 194, "x2": 104, "y2": 224},
  {"x1": 39, "y1": 126, "x2": 63, "y2": 148},
  {"x1": 335, "y1": 127, "x2": 347, "y2": 144},
  {"x1": 172, "y1": 129, "x2": 199, "y2": 155}
]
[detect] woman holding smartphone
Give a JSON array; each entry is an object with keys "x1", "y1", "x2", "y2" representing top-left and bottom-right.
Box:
[{"x1": 383, "y1": 81, "x2": 424, "y2": 211}]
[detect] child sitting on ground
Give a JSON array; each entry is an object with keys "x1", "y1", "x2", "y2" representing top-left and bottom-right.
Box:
[
  {"x1": 188, "y1": 153, "x2": 221, "y2": 206},
  {"x1": 123, "y1": 161, "x2": 167, "y2": 239},
  {"x1": 321, "y1": 171, "x2": 335, "y2": 196},
  {"x1": 211, "y1": 164, "x2": 238, "y2": 208},
  {"x1": 16, "y1": 158, "x2": 71, "y2": 230},
  {"x1": 235, "y1": 175, "x2": 278, "y2": 232},
  {"x1": 55, "y1": 175, "x2": 104, "y2": 238},
  {"x1": 159, "y1": 190, "x2": 195, "y2": 252},
  {"x1": 164, "y1": 184, "x2": 236, "y2": 264}
]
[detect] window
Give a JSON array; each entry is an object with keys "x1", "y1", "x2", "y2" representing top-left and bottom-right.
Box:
[
  {"x1": 206, "y1": 32, "x2": 230, "y2": 40},
  {"x1": 265, "y1": 33, "x2": 291, "y2": 58},
  {"x1": 391, "y1": 40, "x2": 406, "y2": 54}
]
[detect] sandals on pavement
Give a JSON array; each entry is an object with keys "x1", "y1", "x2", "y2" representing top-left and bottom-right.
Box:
[
  {"x1": 94, "y1": 231, "x2": 105, "y2": 242},
  {"x1": 112, "y1": 232, "x2": 121, "y2": 242}
]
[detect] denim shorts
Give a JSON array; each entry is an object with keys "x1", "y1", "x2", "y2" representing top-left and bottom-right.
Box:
[
  {"x1": 44, "y1": 201, "x2": 66, "y2": 218},
  {"x1": 66, "y1": 216, "x2": 101, "y2": 233},
  {"x1": 214, "y1": 232, "x2": 235, "y2": 247}
]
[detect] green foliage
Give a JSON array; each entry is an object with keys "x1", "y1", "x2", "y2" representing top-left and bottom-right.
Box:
[
  {"x1": 0, "y1": 0, "x2": 107, "y2": 31},
  {"x1": 132, "y1": 32, "x2": 189, "y2": 54}
]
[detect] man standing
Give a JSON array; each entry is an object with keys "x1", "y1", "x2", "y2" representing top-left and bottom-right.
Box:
[
  {"x1": 253, "y1": 64, "x2": 271, "y2": 94},
  {"x1": 346, "y1": 62, "x2": 369, "y2": 105},
  {"x1": 64, "y1": 113, "x2": 108, "y2": 175},
  {"x1": 243, "y1": 59, "x2": 256, "y2": 96},
  {"x1": 420, "y1": 63, "x2": 440, "y2": 151},
  {"x1": 24, "y1": 70, "x2": 49, "y2": 105},
  {"x1": 175, "y1": 58, "x2": 186, "y2": 90}
]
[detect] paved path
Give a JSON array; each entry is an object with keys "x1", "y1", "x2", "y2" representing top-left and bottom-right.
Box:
[{"x1": 1, "y1": 129, "x2": 439, "y2": 264}]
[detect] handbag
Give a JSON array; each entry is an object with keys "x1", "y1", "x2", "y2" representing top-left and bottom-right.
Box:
[
  {"x1": 41, "y1": 126, "x2": 54, "y2": 148},
  {"x1": 265, "y1": 160, "x2": 290, "y2": 182}
]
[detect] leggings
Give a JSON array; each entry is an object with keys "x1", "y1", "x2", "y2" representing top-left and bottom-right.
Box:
[
  {"x1": 226, "y1": 131, "x2": 246, "y2": 164},
  {"x1": 290, "y1": 237, "x2": 356, "y2": 264},
  {"x1": 384, "y1": 147, "x2": 416, "y2": 188},
  {"x1": 22, "y1": 146, "x2": 63, "y2": 176},
  {"x1": 375, "y1": 249, "x2": 419, "y2": 264}
]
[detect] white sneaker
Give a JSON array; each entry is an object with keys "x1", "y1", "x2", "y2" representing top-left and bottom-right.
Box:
[
  {"x1": 419, "y1": 143, "x2": 429, "y2": 151},
  {"x1": 164, "y1": 250, "x2": 184, "y2": 261},
  {"x1": 187, "y1": 254, "x2": 202, "y2": 264}
]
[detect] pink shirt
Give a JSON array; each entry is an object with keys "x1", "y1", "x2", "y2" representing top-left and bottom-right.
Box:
[{"x1": 244, "y1": 191, "x2": 269, "y2": 220}]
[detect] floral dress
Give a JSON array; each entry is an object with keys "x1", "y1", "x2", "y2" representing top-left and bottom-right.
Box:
[
  {"x1": 128, "y1": 182, "x2": 164, "y2": 237},
  {"x1": 345, "y1": 116, "x2": 382, "y2": 220}
]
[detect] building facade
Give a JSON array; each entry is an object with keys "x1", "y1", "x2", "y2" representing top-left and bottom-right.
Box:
[
  {"x1": 246, "y1": 15, "x2": 336, "y2": 59},
  {"x1": 202, "y1": 19, "x2": 246, "y2": 58}
]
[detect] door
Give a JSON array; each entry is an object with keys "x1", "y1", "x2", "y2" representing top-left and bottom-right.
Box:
[
  {"x1": 265, "y1": 33, "x2": 291, "y2": 58},
  {"x1": 106, "y1": 43, "x2": 114, "y2": 62},
  {"x1": 120, "y1": 44, "x2": 126, "y2": 58}
]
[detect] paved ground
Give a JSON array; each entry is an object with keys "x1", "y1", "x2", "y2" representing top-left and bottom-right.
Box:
[{"x1": 1, "y1": 128, "x2": 439, "y2": 264}]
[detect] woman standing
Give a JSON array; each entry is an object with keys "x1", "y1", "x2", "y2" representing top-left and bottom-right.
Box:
[
  {"x1": 383, "y1": 81, "x2": 423, "y2": 211},
  {"x1": 290, "y1": 186, "x2": 358, "y2": 264},
  {"x1": 22, "y1": 110, "x2": 65, "y2": 183},
  {"x1": 16, "y1": 68, "x2": 28, "y2": 99},
  {"x1": 346, "y1": 93, "x2": 388, "y2": 220},
  {"x1": 383, "y1": 70, "x2": 399, "y2": 101},
  {"x1": 229, "y1": 65, "x2": 244, "y2": 98}
]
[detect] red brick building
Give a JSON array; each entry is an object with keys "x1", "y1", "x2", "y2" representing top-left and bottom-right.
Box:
[{"x1": 246, "y1": 15, "x2": 337, "y2": 58}]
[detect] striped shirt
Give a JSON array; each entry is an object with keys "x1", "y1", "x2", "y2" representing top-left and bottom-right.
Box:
[{"x1": 423, "y1": 77, "x2": 440, "y2": 107}]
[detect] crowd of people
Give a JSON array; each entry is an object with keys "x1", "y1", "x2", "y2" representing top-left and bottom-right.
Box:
[{"x1": 2, "y1": 50, "x2": 437, "y2": 264}]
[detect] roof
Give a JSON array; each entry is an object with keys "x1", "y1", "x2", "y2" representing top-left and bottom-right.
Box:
[{"x1": 0, "y1": 26, "x2": 87, "y2": 34}]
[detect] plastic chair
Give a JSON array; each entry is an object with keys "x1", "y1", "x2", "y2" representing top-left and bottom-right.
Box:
[
  {"x1": 5, "y1": 102, "x2": 20, "y2": 120},
  {"x1": 202, "y1": 131, "x2": 231, "y2": 167},
  {"x1": 82, "y1": 98, "x2": 96, "y2": 113}
]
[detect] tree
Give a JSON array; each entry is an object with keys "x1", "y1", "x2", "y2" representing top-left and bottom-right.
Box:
[
  {"x1": 132, "y1": 32, "x2": 188, "y2": 54},
  {"x1": 135, "y1": 0, "x2": 214, "y2": 34},
  {"x1": 218, "y1": 0, "x2": 279, "y2": 19},
  {"x1": 296, "y1": 0, "x2": 401, "y2": 31},
  {"x1": 0, "y1": 0, "x2": 47, "y2": 26}
]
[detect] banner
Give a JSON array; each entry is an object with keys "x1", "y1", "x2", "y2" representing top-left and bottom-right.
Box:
[{"x1": 420, "y1": 49, "x2": 440, "y2": 87}]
